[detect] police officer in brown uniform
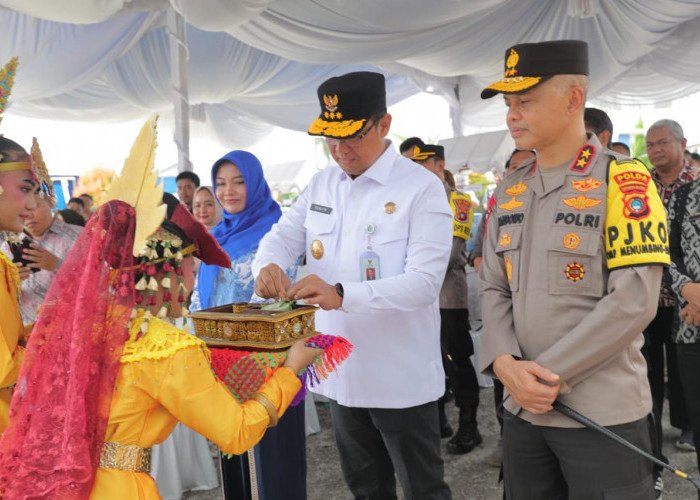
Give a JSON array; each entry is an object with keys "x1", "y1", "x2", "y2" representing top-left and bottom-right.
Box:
[
  {"x1": 479, "y1": 40, "x2": 669, "y2": 499},
  {"x1": 400, "y1": 140, "x2": 483, "y2": 454}
]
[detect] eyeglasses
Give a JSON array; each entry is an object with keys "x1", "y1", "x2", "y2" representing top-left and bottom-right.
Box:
[{"x1": 325, "y1": 120, "x2": 379, "y2": 148}]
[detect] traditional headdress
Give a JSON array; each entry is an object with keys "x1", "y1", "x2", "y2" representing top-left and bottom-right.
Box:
[
  {"x1": 0, "y1": 58, "x2": 54, "y2": 203},
  {"x1": 0, "y1": 56, "x2": 18, "y2": 129},
  {"x1": 0, "y1": 115, "x2": 228, "y2": 498}
]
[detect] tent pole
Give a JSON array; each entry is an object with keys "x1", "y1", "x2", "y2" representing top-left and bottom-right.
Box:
[
  {"x1": 450, "y1": 84, "x2": 462, "y2": 137},
  {"x1": 167, "y1": 8, "x2": 192, "y2": 173}
]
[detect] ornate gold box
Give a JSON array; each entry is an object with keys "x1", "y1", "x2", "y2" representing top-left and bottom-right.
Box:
[{"x1": 189, "y1": 302, "x2": 318, "y2": 350}]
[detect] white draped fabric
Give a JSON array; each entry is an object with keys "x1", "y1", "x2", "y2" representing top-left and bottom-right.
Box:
[{"x1": 2, "y1": 0, "x2": 700, "y2": 147}]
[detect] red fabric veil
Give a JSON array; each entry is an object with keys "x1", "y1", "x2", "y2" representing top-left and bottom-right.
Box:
[{"x1": 0, "y1": 201, "x2": 137, "y2": 499}]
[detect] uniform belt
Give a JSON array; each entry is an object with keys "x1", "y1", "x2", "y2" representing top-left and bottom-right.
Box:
[{"x1": 99, "y1": 442, "x2": 152, "y2": 473}]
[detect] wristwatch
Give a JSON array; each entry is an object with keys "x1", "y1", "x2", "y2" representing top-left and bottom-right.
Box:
[{"x1": 334, "y1": 282, "x2": 344, "y2": 299}]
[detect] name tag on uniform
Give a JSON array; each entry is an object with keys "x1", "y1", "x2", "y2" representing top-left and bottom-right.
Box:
[{"x1": 310, "y1": 203, "x2": 332, "y2": 215}]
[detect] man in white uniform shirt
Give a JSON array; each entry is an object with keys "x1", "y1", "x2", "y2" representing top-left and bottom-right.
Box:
[{"x1": 253, "y1": 71, "x2": 453, "y2": 500}]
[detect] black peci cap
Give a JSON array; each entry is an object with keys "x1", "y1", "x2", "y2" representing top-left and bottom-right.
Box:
[
  {"x1": 481, "y1": 40, "x2": 589, "y2": 99},
  {"x1": 308, "y1": 71, "x2": 387, "y2": 139}
]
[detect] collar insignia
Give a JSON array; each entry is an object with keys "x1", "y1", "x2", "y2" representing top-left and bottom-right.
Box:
[{"x1": 570, "y1": 144, "x2": 596, "y2": 173}]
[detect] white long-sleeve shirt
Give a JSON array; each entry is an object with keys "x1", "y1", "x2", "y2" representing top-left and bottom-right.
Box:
[{"x1": 252, "y1": 143, "x2": 452, "y2": 408}]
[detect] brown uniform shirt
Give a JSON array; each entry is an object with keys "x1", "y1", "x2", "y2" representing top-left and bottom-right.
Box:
[{"x1": 479, "y1": 134, "x2": 665, "y2": 427}]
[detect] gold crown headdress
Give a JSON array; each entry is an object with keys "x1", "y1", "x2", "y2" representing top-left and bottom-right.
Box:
[
  {"x1": 104, "y1": 114, "x2": 166, "y2": 257},
  {"x1": 30, "y1": 137, "x2": 56, "y2": 206}
]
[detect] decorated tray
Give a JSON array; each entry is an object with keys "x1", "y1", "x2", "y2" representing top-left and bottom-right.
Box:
[{"x1": 189, "y1": 302, "x2": 319, "y2": 350}]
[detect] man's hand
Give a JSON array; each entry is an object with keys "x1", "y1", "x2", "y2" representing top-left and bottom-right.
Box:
[
  {"x1": 473, "y1": 256, "x2": 483, "y2": 273},
  {"x1": 16, "y1": 263, "x2": 32, "y2": 281},
  {"x1": 493, "y1": 354, "x2": 560, "y2": 414},
  {"x1": 285, "y1": 274, "x2": 342, "y2": 311},
  {"x1": 681, "y1": 282, "x2": 700, "y2": 309},
  {"x1": 254, "y1": 264, "x2": 291, "y2": 300},
  {"x1": 22, "y1": 244, "x2": 58, "y2": 272},
  {"x1": 680, "y1": 303, "x2": 700, "y2": 326}
]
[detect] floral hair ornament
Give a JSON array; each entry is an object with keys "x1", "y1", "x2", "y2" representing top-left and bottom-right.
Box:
[{"x1": 133, "y1": 227, "x2": 195, "y2": 324}]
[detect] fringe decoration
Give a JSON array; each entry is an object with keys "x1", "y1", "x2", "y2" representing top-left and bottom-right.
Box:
[{"x1": 209, "y1": 334, "x2": 353, "y2": 407}]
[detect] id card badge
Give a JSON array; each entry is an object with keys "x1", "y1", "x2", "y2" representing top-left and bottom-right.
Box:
[
  {"x1": 360, "y1": 251, "x2": 380, "y2": 281},
  {"x1": 360, "y1": 223, "x2": 380, "y2": 281}
]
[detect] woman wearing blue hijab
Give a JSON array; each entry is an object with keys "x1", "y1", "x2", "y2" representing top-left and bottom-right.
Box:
[{"x1": 191, "y1": 150, "x2": 305, "y2": 500}]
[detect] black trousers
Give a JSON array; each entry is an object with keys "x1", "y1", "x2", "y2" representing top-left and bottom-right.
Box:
[
  {"x1": 329, "y1": 400, "x2": 452, "y2": 500},
  {"x1": 439, "y1": 308, "x2": 480, "y2": 411},
  {"x1": 676, "y1": 342, "x2": 700, "y2": 476},
  {"x1": 503, "y1": 411, "x2": 654, "y2": 499},
  {"x1": 642, "y1": 306, "x2": 690, "y2": 432}
]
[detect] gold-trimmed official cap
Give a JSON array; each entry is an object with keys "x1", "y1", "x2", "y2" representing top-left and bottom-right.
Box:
[
  {"x1": 409, "y1": 144, "x2": 444, "y2": 161},
  {"x1": 308, "y1": 71, "x2": 387, "y2": 139},
  {"x1": 481, "y1": 40, "x2": 589, "y2": 99}
]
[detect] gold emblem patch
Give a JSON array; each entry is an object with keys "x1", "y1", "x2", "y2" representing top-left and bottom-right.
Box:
[
  {"x1": 505, "y1": 256, "x2": 513, "y2": 283},
  {"x1": 323, "y1": 94, "x2": 338, "y2": 112},
  {"x1": 565, "y1": 262, "x2": 585, "y2": 282},
  {"x1": 499, "y1": 232, "x2": 512, "y2": 248},
  {"x1": 563, "y1": 232, "x2": 581, "y2": 250},
  {"x1": 562, "y1": 195, "x2": 603, "y2": 211},
  {"x1": 505, "y1": 181, "x2": 528, "y2": 196},
  {"x1": 571, "y1": 177, "x2": 603, "y2": 193},
  {"x1": 311, "y1": 240, "x2": 324, "y2": 259},
  {"x1": 505, "y1": 48, "x2": 519, "y2": 77},
  {"x1": 499, "y1": 197, "x2": 524, "y2": 211},
  {"x1": 384, "y1": 202, "x2": 397, "y2": 214}
]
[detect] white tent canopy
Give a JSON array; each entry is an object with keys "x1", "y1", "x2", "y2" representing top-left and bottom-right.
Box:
[
  {"x1": 2, "y1": 0, "x2": 700, "y2": 152},
  {"x1": 439, "y1": 130, "x2": 515, "y2": 174}
]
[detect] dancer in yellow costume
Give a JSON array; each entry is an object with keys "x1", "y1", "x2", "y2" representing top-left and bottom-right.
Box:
[
  {"x1": 0, "y1": 117, "x2": 335, "y2": 499},
  {"x1": 0, "y1": 57, "x2": 54, "y2": 433}
]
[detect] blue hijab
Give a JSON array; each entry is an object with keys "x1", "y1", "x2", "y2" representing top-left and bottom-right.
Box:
[{"x1": 196, "y1": 150, "x2": 282, "y2": 309}]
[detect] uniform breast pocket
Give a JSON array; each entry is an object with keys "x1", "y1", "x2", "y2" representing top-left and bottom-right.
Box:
[
  {"x1": 372, "y1": 225, "x2": 409, "y2": 277},
  {"x1": 304, "y1": 211, "x2": 336, "y2": 267},
  {"x1": 547, "y1": 228, "x2": 604, "y2": 297},
  {"x1": 495, "y1": 225, "x2": 522, "y2": 292}
]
